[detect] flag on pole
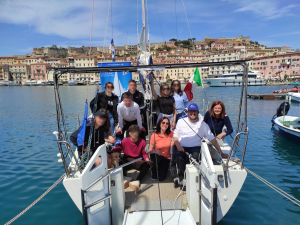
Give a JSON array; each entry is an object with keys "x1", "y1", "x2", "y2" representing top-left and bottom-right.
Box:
[
  {"x1": 183, "y1": 67, "x2": 203, "y2": 101},
  {"x1": 77, "y1": 101, "x2": 88, "y2": 147},
  {"x1": 109, "y1": 38, "x2": 115, "y2": 61}
]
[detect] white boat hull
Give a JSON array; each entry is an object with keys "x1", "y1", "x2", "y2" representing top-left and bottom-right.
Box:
[
  {"x1": 288, "y1": 93, "x2": 300, "y2": 103},
  {"x1": 273, "y1": 116, "x2": 300, "y2": 145},
  {"x1": 205, "y1": 78, "x2": 266, "y2": 87}
]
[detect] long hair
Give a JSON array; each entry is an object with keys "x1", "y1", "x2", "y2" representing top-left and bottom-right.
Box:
[
  {"x1": 171, "y1": 80, "x2": 183, "y2": 96},
  {"x1": 209, "y1": 101, "x2": 226, "y2": 119},
  {"x1": 159, "y1": 83, "x2": 170, "y2": 97},
  {"x1": 156, "y1": 117, "x2": 171, "y2": 135},
  {"x1": 97, "y1": 108, "x2": 111, "y2": 134}
]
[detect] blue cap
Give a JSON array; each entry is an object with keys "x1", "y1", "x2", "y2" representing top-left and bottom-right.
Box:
[{"x1": 188, "y1": 103, "x2": 199, "y2": 111}]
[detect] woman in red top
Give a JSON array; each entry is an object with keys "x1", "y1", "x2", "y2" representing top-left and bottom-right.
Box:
[{"x1": 148, "y1": 117, "x2": 174, "y2": 181}]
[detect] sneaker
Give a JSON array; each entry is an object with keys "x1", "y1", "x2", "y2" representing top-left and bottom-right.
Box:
[
  {"x1": 151, "y1": 176, "x2": 157, "y2": 181},
  {"x1": 124, "y1": 176, "x2": 132, "y2": 189},
  {"x1": 129, "y1": 180, "x2": 140, "y2": 193},
  {"x1": 173, "y1": 178, "x2": 179, "y2": 188}
]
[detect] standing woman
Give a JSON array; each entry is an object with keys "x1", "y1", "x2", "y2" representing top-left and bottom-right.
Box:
[
  {"x1": 90, "y1": 82, "x2": 119, "y2": 135},
  {"x1": 151, "y1": 80, "x2": 176, "y2": 130},
  {"x1": 171, "y1": 80, "x2": 189, "y2": 123},
  {"x1": 148, "y1": 117, "x2": 174, "y2": 181},
  {"x1": 203, "y1": 100, "x2": 233, "y2": 140}
]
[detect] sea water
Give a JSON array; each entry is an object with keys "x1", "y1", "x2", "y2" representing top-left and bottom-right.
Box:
[{"x1": 0, "y1": 85, "x2": 300, "y2": 225}]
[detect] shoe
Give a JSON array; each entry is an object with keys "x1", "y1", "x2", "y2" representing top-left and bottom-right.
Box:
[
  {"x1": 124, "y1": 180, "x2": 130, "y2": 189},
  {"x1": 129, "y1": 180, "x2": 140, "y2": 193},
  {"x1": 180, "y1": 179, "x2": 186, "y2": 191},
  {"x1": 173, "y1": 178, "x2": 179, "y2": 188},
  {"x1": 151, "y1": 176, "x2": 157, "y2": 181}
]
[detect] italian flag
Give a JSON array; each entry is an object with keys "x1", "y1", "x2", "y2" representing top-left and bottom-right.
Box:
[{"x1": 184, "y1": 67, "x2": 203, "y2": 101}]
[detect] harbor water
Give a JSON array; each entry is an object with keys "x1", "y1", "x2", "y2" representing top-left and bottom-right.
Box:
[{"x1": 1, "y1": 85, "x2": 300, "y2": 225}]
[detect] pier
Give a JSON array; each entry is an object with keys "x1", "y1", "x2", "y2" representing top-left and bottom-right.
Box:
[{"x1": 247, "y1": 93, "x2": 287, "y2": 99}]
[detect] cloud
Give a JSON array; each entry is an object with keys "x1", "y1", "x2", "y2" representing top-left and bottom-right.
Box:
[
  {"x1": 222, "y1": 0, "x2": 300, "y2": 19},
  {"x1": 269, "y1": 31, "x2": 300, "y2": 37}
]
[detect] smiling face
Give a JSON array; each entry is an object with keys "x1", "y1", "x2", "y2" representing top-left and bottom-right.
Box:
[
  {"x1": 172, "y1": 81, "x2": 180, "y2": 92},
  {"x1": 188, "y1": 110, "x2": 198, "y2": 121},
  {"x1": 213, "y1": 104, "x2": 222, "y2": 117},
  {"x1": 160, "y1": 118, "x2": 170, "y2": 132}
]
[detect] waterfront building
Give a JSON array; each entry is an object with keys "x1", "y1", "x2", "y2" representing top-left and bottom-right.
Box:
[
  {"x1": 0, "y1": 56, "x2": 16, "y2": 65},
  {"x1": 0, "y1": 64, "x2": 9, "y2": 81},
  {"x1": 194, "y1": 43, "x2": 208, "y2": 50},
  {"x1": 73, "y1": 55, "x2": 98, "y2": 82},
  {"x1": 252, "y1": 52, "x2": 300, "y2": 80},
  {"x1": 247, "y1": 48, "x2": 274, "y2": 57},
  {"x1": 211, "y1": 41, "x2": 227, "y2": 50},
  {"x1": 9, "y1": 64, "x2": 30, "y2": 83},
  {"x1": 44, "y1": 58, "x2": 65, "y2": 67},
  {"x1": 30, "y1": 63, "x2": 51, "y2": 81}
]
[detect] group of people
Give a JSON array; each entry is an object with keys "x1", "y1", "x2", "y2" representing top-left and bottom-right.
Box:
[{"x1": 70, "y1": 79, "x2": 233, "y2": 192}]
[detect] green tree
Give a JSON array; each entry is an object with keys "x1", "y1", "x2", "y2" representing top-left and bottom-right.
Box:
[
  {"x1": 169, "y1": 38, "x2": 177, "y2": 42},
  {"x1": 51, "y1": 45, "x2": 58, "y2": 49},
  {"x1": 207, "y1": 41, "x2": 214, "y2": 48}
]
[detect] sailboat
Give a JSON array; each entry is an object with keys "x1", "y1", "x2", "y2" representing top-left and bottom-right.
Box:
[{"x1": 51, "y1": 1, "x2": 249, "y2": 224}]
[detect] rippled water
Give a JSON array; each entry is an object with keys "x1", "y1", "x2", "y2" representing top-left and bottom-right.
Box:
[{"x1": 1, "y1": 85, "x2": 300, "y2": 225}]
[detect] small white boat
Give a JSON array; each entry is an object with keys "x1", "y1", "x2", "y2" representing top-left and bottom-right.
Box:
[
  {"x1": 24, "y1": 80, "x2": 38, "y2": 86},
  {"x1": 68, "y1": 80, "x2": 78, "y2": 86},
  {"x1": 36, "y1": 81, "x2": 47, "y2": 86},
  {"x1": 0, "y1": 81, "x2": 9, "y2": 86},
  {"x1": 287, "y1": 92, "x2": 300, "y2": 103},
  {"x1": 7, "y1": 81, "x2": 20, "y2": 86},
  {"x1": 205, "y1": 71, "x2": 266, "y2": 87}
]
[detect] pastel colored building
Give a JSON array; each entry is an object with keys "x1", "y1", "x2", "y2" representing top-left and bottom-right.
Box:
[
  {"x1": 9, "y1": 63, "x2": 30, "y2": 83},
  {"x1": 30, "y1": 63, "x2": 51, "y2": 81},
  {"x1": 251, "y1": 52, "x2": 300, "y2": 80},
  {"x1": 211, "y1": 41, "x2": 227, "y2": 50}
]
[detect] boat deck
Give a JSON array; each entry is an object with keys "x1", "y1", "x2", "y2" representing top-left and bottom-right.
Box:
[{"x1": 125, "y1": 169, "x2": 188, "y2": 212}]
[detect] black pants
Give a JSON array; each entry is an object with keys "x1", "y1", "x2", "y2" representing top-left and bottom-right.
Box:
[
  {"x1": 116, "y1": 119, "x2": 146, "y2": 140},
  {"x1": 120, "y1": 155, "x2": 150, "y2": 182},
  {"x1": 176, "y1": 146, "x2": 201, "y2": 181},
  {"x1": 150, "y1": 154, "x2": 170, "y2": 181}
]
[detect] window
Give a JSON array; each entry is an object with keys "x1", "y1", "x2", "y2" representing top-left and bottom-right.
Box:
[
  {"x1": 276, "y1": 60, "x2": 279, "y2": 63},
  {"x1": 271, "y1": 61, "x2": 273, "y2": 63},
  {"x1": 282, "y1": 59, "x2": 285, "y2": 63},
  {"x1": 253, "y1": 63, "x2": 255, "y2": 65},
  {"x1": 274, "y1": 66, "x2": 277, "y2": 69},
  {"x1": 269, "y1": 72, "x2": 271, "y2": 74},
  {"x1": 270, "y1": 66, "x2": 273, "y2": 69}
]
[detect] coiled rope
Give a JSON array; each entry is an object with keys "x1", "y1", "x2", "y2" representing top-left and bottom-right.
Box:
[
  {"x1": 5, "y1": 173, "x2": 66, "y2": 225},
  {"x1": 231, "y1": 159, "x2": 300, "y2": 207}
]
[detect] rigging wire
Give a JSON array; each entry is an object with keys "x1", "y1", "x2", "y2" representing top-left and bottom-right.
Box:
[
  {"x1": 86, "y1": 0, "x2": 95, "y2": 100},
  {"x1": 111, "y1": 0, "x2": 113, "y2": 39},
  {"x1": 154, "y1": 0, "x2": 164, "y2": 42},
  {"x1": 175, "y1": 0, "x2": 178, "y2": 41},
  {"x1": 181, "y1": 0, "x2": 193, "y2": 40},
  {"x1": 125, "y1": 1, "x2": 132, "y2": 46},
  {"x1": 146, "y1": 0, "x2": 150, "y2": 54},
  {"x1": 102, "y1": 0, "x2": 112, "y2": 61},
  {"x1": 136, "y1": 0, "x2": 139, "y2": 60}
]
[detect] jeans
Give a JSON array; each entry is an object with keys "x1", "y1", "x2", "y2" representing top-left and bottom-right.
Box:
[
  {"x1": 176, "y1": 146, "x2": 201, "y2": 181},
  {"x1": 108, "y1": 113, "x2": 115, "y2": 135},
  {"x1": 176, "y1": 112, "x2": 185, "y2": 123}
]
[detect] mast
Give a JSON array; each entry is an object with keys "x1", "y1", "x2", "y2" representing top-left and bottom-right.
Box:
[{"x1": 142, "y1": 0, "x2": 147, "y2": 58}]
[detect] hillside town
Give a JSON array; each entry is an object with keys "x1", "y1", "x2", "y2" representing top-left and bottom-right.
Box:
[{"x1": 0, "y1": 35, "x2": 299, "y2": 85}]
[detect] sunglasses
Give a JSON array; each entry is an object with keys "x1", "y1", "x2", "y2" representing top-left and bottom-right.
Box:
[
  {"x1": 106, "y1": 85, "x2": 113, "y2": 89},
  {"x1": 161, "y1": 122, "x2": 169, "y2": 125},
  {"x1": 173, "y1": 84, "x2": 180, "y2": 87},
  {"x1": 163, "y1": 88, "x2": 170, "y2": 91}
]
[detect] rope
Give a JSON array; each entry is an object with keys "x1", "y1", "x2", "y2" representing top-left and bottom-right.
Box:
[
  {"x1": 181, "y1": 0, "x2": 193, "y2": 40},
  {"x1": 125, "y1": 1, "x2": 132, "y2": 46},
  {"x1": 231, "y1": 159, "x2": 300, "y2": 207},
  {"x1": 86, "y1": 0, "x2": 95, "y2": 100},
  {"x1": 5, "y1": 173, "x2": 66, "y2": 225},
  {"x1": 175, "y1": 0, "x2": 178, "y2": 41},
  {"x1": 154, "y1": 0, "x2": 164, "y2": 42},
  {"x1": 102, "y1": 0, "x2": 112, "y2": 61}
]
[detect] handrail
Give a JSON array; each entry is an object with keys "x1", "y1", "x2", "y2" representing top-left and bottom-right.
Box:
[
  {"x1": 84, "y1": 195, "x2": 112, "y2": 209},
  {"x1": 84, "y1": 157, "x2": 142, "y2": 192}
]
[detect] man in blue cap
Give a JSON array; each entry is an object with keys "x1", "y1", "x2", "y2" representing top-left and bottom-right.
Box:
[{"x1": 173, "y1": 103, "x2": 228, "y2": 187}]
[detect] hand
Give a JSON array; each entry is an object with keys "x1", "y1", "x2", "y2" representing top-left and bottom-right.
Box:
[
  {"x1": 152, "y1": 150, "x2": 162, "y2": 156},
  {"x1": 216, "y1": 133, "x2": 226, "y2": 139},
  {"x1": 116, "y1": 128, "x2": 122, "y2": 134},
  {"x1": 171, "y1": 121, "x2": 176, "y2": 130},
  {"x1": 171, "y1": 140, "x2": 174, "y2": 147},
  {"x1": 140, "y1": 127, "x2": 146, "y2": 132},
  {"x1": 177, "y1": 145, "x2": 185, "y2": 152},
  {"x1": 115, "y1": 122, "x2": 118, "y2": 126},
  {"x1": 221, "y1": 152, "x2": 228, "y2": 158},
  {"x1": 145, "y1": 157, "x2": 152, "y2": 165},
  {"x1": 110, "y1": 139, "x2": 117, "y2": 144}
]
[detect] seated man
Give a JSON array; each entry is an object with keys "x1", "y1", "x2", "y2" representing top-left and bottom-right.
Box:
[
  {"x1": 173, "y1": 103, "x2": 228, "y2": 188},
  {"x1": 116, "y1": 92, "x2": 146, "y2": 140},
  {"x1": 111, "y1": 125, "x2": 150, "y2": 193}
]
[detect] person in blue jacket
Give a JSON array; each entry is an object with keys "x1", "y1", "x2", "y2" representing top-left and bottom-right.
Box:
[
  {"x1": 204, "y1": 100, "x2": 233, "y2": 139},
  {"x1": 171, "y1": 80, "x2": 189, "y2": 123}
]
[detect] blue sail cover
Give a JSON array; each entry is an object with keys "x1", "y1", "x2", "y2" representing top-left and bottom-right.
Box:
[{"x1": 77, "y1": 101, "x2": 88, "y2": 146}]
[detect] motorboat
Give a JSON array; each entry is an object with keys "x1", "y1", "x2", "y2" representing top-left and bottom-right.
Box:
[
  {"x1": 0, "y1": 81, "x2": 9, "y2": 86},
  {"x1": 46, "y1": 81, "x2": 54, "y2": 86},
  {"x1": 272, "y1": 86, "x2": 300, "y2": 94},
  {"x1": 7, "y1": 81, "x2": 20, "y2": 86},
  {"x1": 204, "y1": 70, "x2": 266, "y2": 87},
  {"x1": 36, "y1": 81, "x2": 47, "y2": 86},
  {"x1": 68, "y1": 80, "x2": 78, "y2": 86},
  {"x1": 272, "y1": 102, "x2": 300, "y2": 145},
  {"x1": 287, "y1": 92, "x2": 300, "y2": 102},
  {"x1": 23, "y1": 80, "x2": 38, "y2": 86},
  {"x1": 77, "y1": 81, "x2": 86, "y2": 85}
]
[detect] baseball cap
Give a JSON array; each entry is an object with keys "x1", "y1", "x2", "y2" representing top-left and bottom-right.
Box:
[
  {"x1": 188, "y1": 103, "x2": 199, "y2": 111},
  {"x1": 94, "y1": 110, "x2": 107, "y2": 117}
]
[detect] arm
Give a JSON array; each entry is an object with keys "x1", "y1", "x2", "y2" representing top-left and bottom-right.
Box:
[
  {"x1": 173, "y1": 122, "x2": 184, "y2": 151},
  {"x1": 135, "y1": 103, "x2": 143, "y2": 129},
  {"x1": 183, "y1": 92, "x2": 189, "y2": 108},
  {"x1": 173, "y1": 137, "x2": 184, "y2": 152},
  {"x1": 210, "y1": 138, "x2": 228, "y2": 158},
  {"x1": 224, "y1": 115, "x2": 233, "y2": 135},
  {"x1": 90, "y1": 96, "x2": 96, "y2": 112},
  {"x1": 203, "y1": 111, "x2": 209, "y2": 123},
  {"x1": 117, "y1": 104, "x2": 123, "y2": 130},
  {"x1": 148, "y1": 134, "x2": 161, "y2": 155},
  {"x1": 112, "y1": 96, "x2": 119, "y2": 123},
  {"x1": 104, "y1": 128, "x2": 116, "y2": 144},
  {"x1": 172, "y1": 102, "x2": 176, "y2": 129},
  {"x1": 150, "y1": 79, "x2": 158, "y2": 100},
  {"x1": 141, "y1": 141, "x2": 150, "y2": 161},
  {"x1": 111, "y1": 141, "x2": 124, "y2": 153}
]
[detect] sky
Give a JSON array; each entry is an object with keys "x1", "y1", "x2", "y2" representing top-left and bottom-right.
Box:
[{"x1": 0, "y1": 0, "x2": 299, "y2": 56}]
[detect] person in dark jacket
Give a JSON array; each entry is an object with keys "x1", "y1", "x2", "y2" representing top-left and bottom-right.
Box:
[
  {"x1": 70, "y1": 109, "x2": 116, "y2": 167},
  {"x1": 121, "y1": 80, "x2": 145, "y2": 108},
  {"x1": 203, "y1": 100, "x2": 233, "y2": 140},
  {"x1": 90, "y1": 82, "x2": 119, "y2": 135}
]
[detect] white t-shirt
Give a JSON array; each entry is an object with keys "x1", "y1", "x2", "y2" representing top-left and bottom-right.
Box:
[
  {"x1": 117, "y1": 101, "x2": 143, "y2": 129},
  {"x1": 174, "y1": 117, "x2": 215, "y2": 147}
]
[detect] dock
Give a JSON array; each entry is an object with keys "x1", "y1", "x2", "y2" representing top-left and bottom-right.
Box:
[{"x1": 247, "y1": 93, "x2": 287, "y2": 99}]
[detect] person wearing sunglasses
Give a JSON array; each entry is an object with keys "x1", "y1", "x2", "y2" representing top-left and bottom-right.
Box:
[
  {"x1": 90, "y1": 81, "x2": 119, "y2": 135},
  {"x1": 173, "y1": 103, "x2": 228, "y2": 189},
  {"x1": 150, "y1": 80, "x2": 176, "y2": 130},
  {"x1": 148, "y1": 117, "x2": 173, "y2": 181},
  {"x1": 111, "y1": 125, "x2": 151, "y2": 193},
  {"x1": 171, "y1": 80, "x2": 189, "y2": 123}
]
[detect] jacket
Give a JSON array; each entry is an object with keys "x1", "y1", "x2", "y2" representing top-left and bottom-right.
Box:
[{"x1": 90, "y1": 91, "x2": 119, "y2": 122}]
